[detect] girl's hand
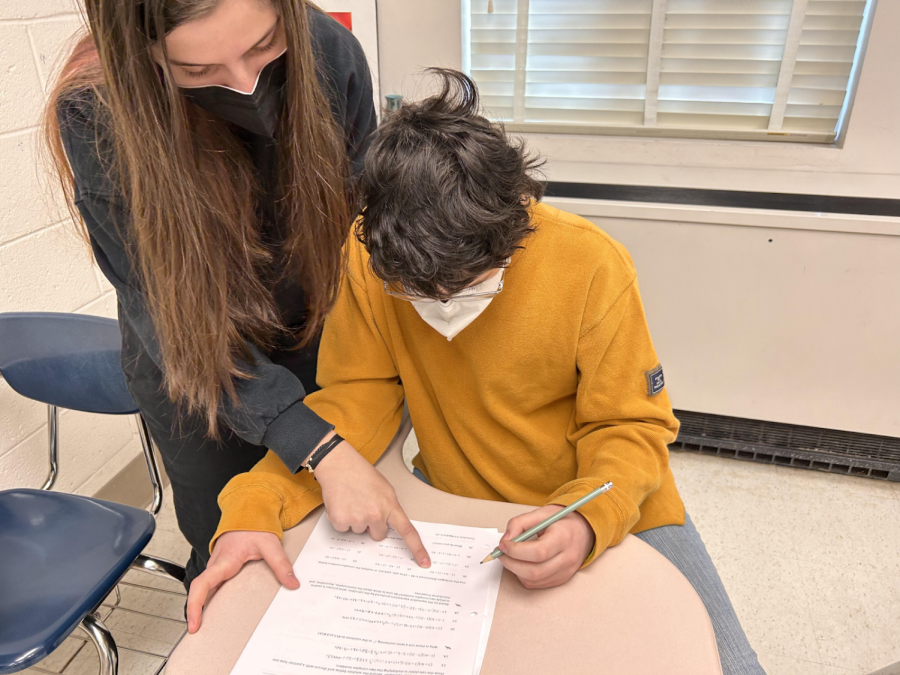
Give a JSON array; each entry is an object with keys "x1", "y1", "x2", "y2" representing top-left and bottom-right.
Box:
[
  {"x1": 498, "y1": 505, "x2": 595, "y2": 589},
  {"x1": 186, "y1": 531, "x2": 297, "y2": 633},
  {"x1": 314, "y1": 441, "x2": 431, "y2": 568}
]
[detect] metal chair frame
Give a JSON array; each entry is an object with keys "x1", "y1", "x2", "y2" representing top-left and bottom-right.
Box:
[
  {"x1": 11, "y1": 400, "x2": 185, "y2": 675},
  {"x1": 41, "y1": 405, "x2": 164, "y2": 517},
  {"x1": 0, "y1": 313, "x2": 186, "y2": 674},
  {"x1": 66, "y1": 553, "x2": 188, "y2": 675}
]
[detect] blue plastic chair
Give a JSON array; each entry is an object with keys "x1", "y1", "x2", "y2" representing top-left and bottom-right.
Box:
[{"x1": 0, "y1": 312, "x2": 185, "y2": 675}]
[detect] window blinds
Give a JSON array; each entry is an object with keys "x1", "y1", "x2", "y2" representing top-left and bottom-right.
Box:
[{"x1": 463, "y1": 0, "x2": 872, "y2": 142}]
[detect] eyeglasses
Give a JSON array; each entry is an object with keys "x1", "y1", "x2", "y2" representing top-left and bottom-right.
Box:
[{"x1": 383, "y1": 266, "x2": 508, "y2": 303}]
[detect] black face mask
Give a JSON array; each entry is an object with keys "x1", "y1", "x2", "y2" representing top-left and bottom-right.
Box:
[{"x1": 181, "y1": 52, "x2": 287, "y2": 138}]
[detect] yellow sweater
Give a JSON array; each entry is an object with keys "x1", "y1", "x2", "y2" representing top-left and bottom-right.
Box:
[{"x1": 213, "y1": 202, "x2": 685, "y2": 564}]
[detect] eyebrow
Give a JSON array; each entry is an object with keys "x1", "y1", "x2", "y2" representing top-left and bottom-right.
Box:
[{"x1": 168, "y1": 19, "x2": 279, "y2": 67}]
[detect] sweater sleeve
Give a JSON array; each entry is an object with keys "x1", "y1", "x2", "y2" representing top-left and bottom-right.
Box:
[
  {"x1": 59, "y1": 97, "x2": 333, "y2": 473},
  {"x1": 545, "y1": 276, "x2": 680, "y2": 567},
  {"x1": 211, "y1": 239, "x2": 405, "y2": 551},
  {"x1": 73, "y1": 191, "x2": 334, "y2": 471}
]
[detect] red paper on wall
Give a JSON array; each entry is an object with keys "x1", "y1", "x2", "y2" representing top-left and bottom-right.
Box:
[{"x1": 327, "y1": 12, "x2": 352, "y2": 32}]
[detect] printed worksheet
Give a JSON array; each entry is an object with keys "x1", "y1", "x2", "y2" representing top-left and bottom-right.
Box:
[{"x1": 230, "y1": 513, "x2": 503, "y2": 675}]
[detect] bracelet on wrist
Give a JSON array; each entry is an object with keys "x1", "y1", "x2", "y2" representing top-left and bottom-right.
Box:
[{"x1": 304, "y1": 433, "x2": 344, "y2": 474}]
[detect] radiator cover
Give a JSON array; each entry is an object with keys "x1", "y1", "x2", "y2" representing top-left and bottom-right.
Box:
[{"x1": 670, "y1": 410, "x2": 900, "y2": 482}]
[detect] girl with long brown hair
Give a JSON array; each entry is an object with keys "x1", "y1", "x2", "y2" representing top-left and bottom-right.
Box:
[{"x1": 44, "y1": 0, "x2": 429, "y2": 604}]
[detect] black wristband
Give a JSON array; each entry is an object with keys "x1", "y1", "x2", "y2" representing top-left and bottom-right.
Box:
[{"x1": 307, "y1": 433, "x2": 344, "y2": 473}]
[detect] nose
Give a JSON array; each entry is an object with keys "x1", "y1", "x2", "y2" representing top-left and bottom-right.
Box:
[
  {"x1": 437, "y1": 300, "x2": 459, "y2": 317},
  {"x1": 228, "y1": 62, "x2": 262, "y2": 94}
]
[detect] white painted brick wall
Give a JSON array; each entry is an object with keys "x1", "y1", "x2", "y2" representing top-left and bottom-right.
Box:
[{"x1": 0, "y1": 1, "x2": 143, "y2": 495}]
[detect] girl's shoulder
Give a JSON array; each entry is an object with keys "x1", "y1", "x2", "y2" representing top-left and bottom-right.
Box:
[
  {"x1": 308, "y1": 7, "x2": 366, "y2": 58},
  {"x1": 57, "y1": 87, "x2": 119, "y2": 198},
  {"x1": 308, "y1": 7, "x2": 370, "y2": 87}
]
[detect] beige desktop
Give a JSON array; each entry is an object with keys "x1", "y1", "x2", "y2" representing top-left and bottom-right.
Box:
[{"x1": 167, "y1": 419, "x2": 723, "y2": 675}]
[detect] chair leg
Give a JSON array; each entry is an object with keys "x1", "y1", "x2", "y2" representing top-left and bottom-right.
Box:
[
  {"x1": 136, "y1": 413, "x2": 164, "y2": 516},
  {"x1": 40, "y1": 404, "x2": 59, "y2": 491},
  {"x1": 131, "y1": 553, "x2": 187, "y2": 585},
  {"x1": 80, "y1": 613, "x2": 118, "y2": 675}
]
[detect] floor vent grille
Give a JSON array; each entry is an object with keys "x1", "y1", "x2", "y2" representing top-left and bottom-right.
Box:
[{"x1": 670, "y1": 410, "x2": 900, "y2": 482}]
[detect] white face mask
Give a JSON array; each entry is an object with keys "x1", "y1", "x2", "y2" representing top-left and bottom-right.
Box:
[{"x1": 411, "y1": 267, "x2": 505, "y2": 341}]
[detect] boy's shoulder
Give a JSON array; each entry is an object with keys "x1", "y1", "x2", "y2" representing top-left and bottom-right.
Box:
[
  {"x1": 526, "y1": 202, "x2": 639, "y2": 330},
  {"x1": 346, "y1": 226, "x2": 382, "y2": 291},
  {"x1": 528, "y1": 201, "x2": 637, "y2": 280}
]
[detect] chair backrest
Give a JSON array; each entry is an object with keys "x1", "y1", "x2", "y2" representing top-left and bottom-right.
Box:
[{"x1": 0, "y1": 312, "x2": 139, "y2": 415}]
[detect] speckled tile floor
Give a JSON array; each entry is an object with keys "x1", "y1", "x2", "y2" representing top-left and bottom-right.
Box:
[
  {"x1": 668, "y1": 449, "x2": 900, "y2": 675},
  {"x1": 23, "y1": 439, "x2": 900, "y2": 675}
]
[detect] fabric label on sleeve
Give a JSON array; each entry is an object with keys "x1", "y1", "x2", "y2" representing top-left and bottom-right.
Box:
[{"x1": 645, "y1": 364, "x2": 665, "y2": 396}]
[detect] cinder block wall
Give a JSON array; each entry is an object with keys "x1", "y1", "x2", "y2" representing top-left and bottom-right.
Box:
[{"x1": 0, "y1": 0, "x2": 143, "y2": 495}]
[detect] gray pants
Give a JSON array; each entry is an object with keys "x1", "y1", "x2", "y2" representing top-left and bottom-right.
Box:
[
  {"x1": 635, "y1": 513, "x2": 765, "y2": 675},
  {"x1": 412, "y1": 468, "x2": 764, "y2": 675}
]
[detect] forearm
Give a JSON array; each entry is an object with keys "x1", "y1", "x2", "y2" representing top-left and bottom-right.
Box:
[
  {"x1": 565, "y1": 276, "x2": 680, "y2": 565},
  {"x1": 211, "y1": 389, "x2": 405, "y2": 554},
  {"x1": 547, "y1": 419, "x2": 676, "y2": 566},
  {"x1": 218, "y1": 343, "x2": 334, "y2": 471},
  {"x1": 212, "y1": 448, "x2": 326, "y2": 552}
]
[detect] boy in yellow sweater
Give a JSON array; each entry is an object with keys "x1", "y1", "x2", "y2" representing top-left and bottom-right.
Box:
[{"x1": 188, "y1": 70, "x2": 762, "y2": 675}]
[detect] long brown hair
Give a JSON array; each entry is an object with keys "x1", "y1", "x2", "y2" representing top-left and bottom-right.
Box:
[{"x1": 42, "y1": 0, "x2": 351, "y2": 435}]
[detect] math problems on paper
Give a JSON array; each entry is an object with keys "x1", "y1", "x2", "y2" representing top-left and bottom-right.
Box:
[{"x1": 229, "y1": 513, "x2": 503, "y2": 675}]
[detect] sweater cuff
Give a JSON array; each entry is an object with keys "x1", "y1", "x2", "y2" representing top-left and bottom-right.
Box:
[
  {"x1": 546, "y1": 480, "x2": 631, "y2": 568},
  {"x1": 211, "y1": 484, "x2": 286, "y2": 554},
  {"x1": 262, "y1": 399, "x2": 334, "y2": 473}
]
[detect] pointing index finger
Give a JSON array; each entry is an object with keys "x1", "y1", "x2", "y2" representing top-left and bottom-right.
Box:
[{"x1": 387, "y1": 507, "x2": 431, "y2": 568}]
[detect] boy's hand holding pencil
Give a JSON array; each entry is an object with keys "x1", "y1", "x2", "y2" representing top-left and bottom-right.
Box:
[{"x1": 486, "y1": 482, "x2": 613, "y2": 590}]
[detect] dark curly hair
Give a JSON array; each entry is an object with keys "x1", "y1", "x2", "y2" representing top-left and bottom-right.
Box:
[{"x1": 356, "y1": 68, "x2": 545, "y2": 298}]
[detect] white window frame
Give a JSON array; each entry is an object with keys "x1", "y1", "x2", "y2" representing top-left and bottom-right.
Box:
[{"x1": 461, "y1": 0, "x2": 878, "y2": 144}]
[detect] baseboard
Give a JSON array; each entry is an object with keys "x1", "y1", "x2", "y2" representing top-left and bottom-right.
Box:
[{"x1": 93, "y1": 449, "x2": 170, "y2": 509}]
